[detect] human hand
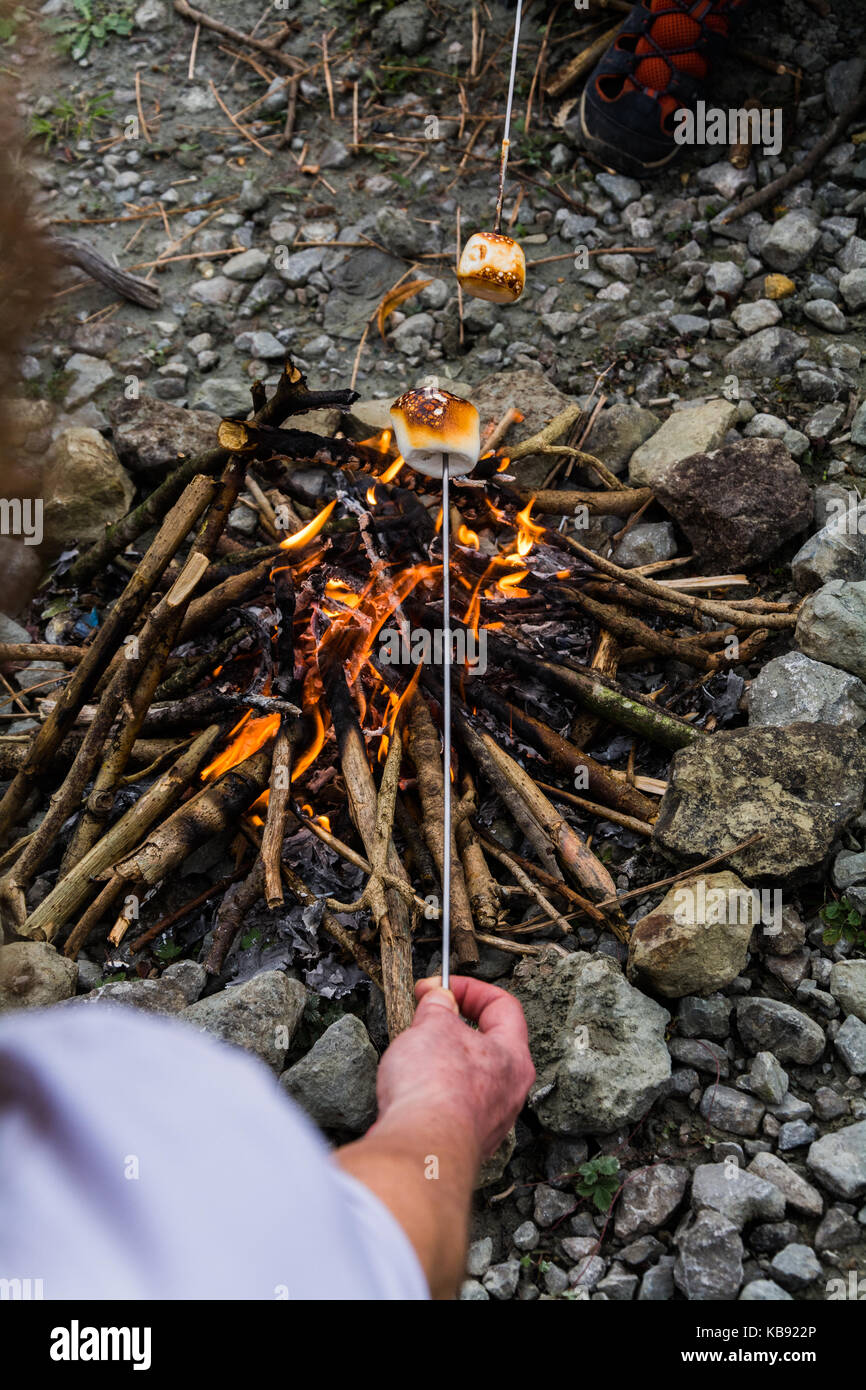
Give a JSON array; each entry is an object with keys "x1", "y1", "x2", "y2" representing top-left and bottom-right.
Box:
[{"x1": 375, "y1": 975, "x2": 535, "y2": 1159}]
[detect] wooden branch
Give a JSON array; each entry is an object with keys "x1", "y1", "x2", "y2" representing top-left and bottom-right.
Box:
[
  {"x1": 49, "y1": 236, "x2": 161, "y2": 308},
  {"x1": 261, "y1": 723, "x2": 293, "y2": 907},
  {"x1": 0, "y1": 643, "x2": 88, "y2": 666},
  {"x1": 204, "y1": 859, "x2": 265, "y2": 975},
  {"x1": 173, "y1": 0, "x2": 303, "y2": 73},
  {"x1": 406, "y1": 692, "x2": 478, "y2": 965},
  {"x1": 325, "y1": 664, "x2": 415, "y2": 1038},
  {"x1": 20, "y1": 726, "x2": 222, "y2": 946},
  {"x1": 0, "y1": 474, "x2": 216, "y2": 846},
  {"x1": 546, "y1": 21, "x2": 625, "y2": 97},
  {"x1": 454, "y1": 770, "x2": 499, "y2": 933},
  {"x1": 501, "y1": 483, "x2": 650, "y2": 516}
]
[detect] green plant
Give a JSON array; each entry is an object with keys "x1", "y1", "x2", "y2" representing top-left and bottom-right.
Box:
[
  {"x1": 154, "y1": 940, "x2": 182, "y2": 962},
  {"x1": 49, "y1": 0, "x2": 132, "y2": 61},
  {"x1": 575, "y1": 1154, "x2": 620, "y2": 1212},
  {"x1": 30, "y1": 92, "x2": 115, "y2": 150},
  {"x1": 821, "y1": 896, "x2": 866, "y2": 950},
  {"x1": 240, "y1": 926, "x2": 263, "y2": 950}
]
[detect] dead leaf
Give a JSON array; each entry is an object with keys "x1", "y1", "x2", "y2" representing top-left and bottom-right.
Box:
[
  {"x1": 376, "y1": 279, "x2": 433, "y2": 340},
  {"x1": 552, "y1": 98, "x2": 578, "y2": 130}
]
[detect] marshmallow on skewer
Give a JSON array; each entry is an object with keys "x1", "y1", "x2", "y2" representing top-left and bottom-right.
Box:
[
  {"x1": 389, "y1": 386, "x2": 481, "y2": 478},
  {"x1": 457, "y1": 230, "x2": 526, "y2": 304}
]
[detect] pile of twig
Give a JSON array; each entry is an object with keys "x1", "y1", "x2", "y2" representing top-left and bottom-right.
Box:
[{"x1": 0, "y1": 360, "x2": 798, "y2": 1037}]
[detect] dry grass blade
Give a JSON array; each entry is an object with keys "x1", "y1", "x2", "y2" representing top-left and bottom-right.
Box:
[{"x1": 376, "y1": 279, "x2": 433, "y2": 340}]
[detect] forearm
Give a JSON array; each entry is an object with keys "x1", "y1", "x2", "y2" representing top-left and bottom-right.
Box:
[{"x1": 335, "y1": 1102, "x2": 482, "y2": 1300}]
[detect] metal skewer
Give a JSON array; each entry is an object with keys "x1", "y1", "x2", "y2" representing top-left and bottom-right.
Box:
[
  {"x1": 493, "y1": 0, "x2": 524, "y2": 233},
  {"x1": 441, "y1": 452, "x2": 452, "y2": 991}
]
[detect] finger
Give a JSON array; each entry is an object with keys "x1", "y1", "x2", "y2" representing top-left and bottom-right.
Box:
[
  {"x1": 413, "y1": 985, "x2": 459, "y2": 1017},
  {"x1": 447, "y1": 975, "x2": 531, "y2": 1048}
]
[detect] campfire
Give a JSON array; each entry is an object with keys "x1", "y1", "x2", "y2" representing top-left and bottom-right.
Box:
[{"x1": 0, "y1": 359, "x2": 797, "y2": 1038}]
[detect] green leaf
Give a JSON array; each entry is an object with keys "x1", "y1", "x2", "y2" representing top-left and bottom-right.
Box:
[
  {"x1": 593, "y1": 1188, "x2": 612, "y2": 1212},
  {"x1": 823, "y1": 927, "x2": 843, "y2": 946},
  {"x1": 822, "y1": 901, "x2": 843, "y2": 921},
  {"x1": 594, "y1": 1155, "x2": 619, "y2": 1176},
  {"x1": 847, "y1": 910, "x2": 862, "y2": 927}
]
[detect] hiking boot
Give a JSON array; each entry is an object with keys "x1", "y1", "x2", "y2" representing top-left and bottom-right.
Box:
[{"x1": 579, "y1": 0, "x2": 754, "y2": 179}]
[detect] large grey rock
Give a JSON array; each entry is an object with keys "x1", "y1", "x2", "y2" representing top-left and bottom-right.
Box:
[
  {"x1": 280, "y1": 1014, "x2": 378, "y2": 1134},
  {"x1": 182, "y1": 970, "x2": 306, "y2": 1072},
  {"x1": 627, "y1": 871, "x2": 755, "y2": 999},
  {"x1": 830, "y1": 961, "x2": 866, "y2": 1021},
  {"x1": 747, "y1": 1052, "x2": 788, "y2": 1105},
  {"x1": 511, "y1": 950, "x2": 670, "y2": 1136},
  {"x1": 0, "y1": 942, "x2": 77, "y2": 1010},
  {"x1": 761, "y1": 212, "x2": 821, "y2": 272},
  {"x1": 747, "y1": 1151, "x2": 824, "y2": 1217},
  {"x1": 471, "y1": 369, "x2": 580, "y2": 489},
  {"x1": 40, "y1": 428, "x2": 135, "y2": 557},
  {"x1": 190, "y1": 377, "x2": 255, "y2": 417},
  {"x1": 613, "y1": 1164, "x2": 689, "y2": 1239},
  {"x1": 612, "y1": 522, "x2": 677, "y2": 568},
  {"x1": 692, "y1": 1163, "x2": 785, "y2": 1227},
  {"x1": 583, "y1": 402, "x2": 660, "y2": 473},
  {"x1": 724, "y1": 327, "x2": 809, "y2": 376},
  {"x1": 75, "y1": 975, "x2": 188, "y2": 1014},
  {"x1": 652, "y1": 438, "x2": 812, "y2": 570},
  {"x1": 654, "y1": 724, "x2": 866, "y2": 887},
  {"x1": 748, "y1": 651, "x2": 866, "y2": 731},
  {"x1": 223, "y1": 248, "x2": 269, "y2": 281},
  {"x1": 797, "y1": 580, "x2": 866, "y2": 680},
  {"x1": 807, "y1": 1121, "x2": 866, "y2": 1198},
  {"x1": 62, "y1": 352, "x2": 114, "y2": 408},
  {"x1": 791, "y1": 503, "x2": 866, "y2": 591},
  {"x1": 628, "y1": 399, "x2": 737, "y2": 488},
  {"x1": 736, "y1": 998, "x2": 826, "y2": 1064},
  {"x1": 108, "y1": 395, "x2": 221, "y2": 476},
  {"x1": 674, "y1": 1211, "x2": 744, "y2": 1300},
  {"x1": 676, "y1": 994, "x2": 731, "y2": 1039}
]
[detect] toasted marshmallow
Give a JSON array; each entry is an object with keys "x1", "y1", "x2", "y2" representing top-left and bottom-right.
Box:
[
  {"x1": 389, "y1": 387, "x2": 481, "y2": 478},
  {"x1": 457, "y1": 230, "x2": 526, "y2": 304}
]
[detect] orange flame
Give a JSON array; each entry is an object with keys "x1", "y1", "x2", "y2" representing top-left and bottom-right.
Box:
[
  {"x1": 293, "y1": 702, "x2": 326, "y2": 782},
  {"x1": 201, "y1": 710, "x2": 281, "y2": 781},
  {"x1": 366, "y1": 486, "x2": 377, "y2": 506},
  {"x1": 324, "y1": 579, "x2": 362, "y2": 609},
  {"x1": 279, "y1": 500, "x2": 336, "y2": 550},
  {"x1": 380, "y1": 454, "x2": 404, "y2": 483},
  {"x1": 358, "y1": 428, "x2": 391, "y2": 454},
  {"x1": 515, "y1": 498, "x2": 545, "y2": 558},
  {"x1": 457, "y1": 523, "x2": 480, "y2": 549}
]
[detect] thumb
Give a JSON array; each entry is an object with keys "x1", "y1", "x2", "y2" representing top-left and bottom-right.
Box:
[{"x1": 414, "y1": 986, "x2": 459, "y2": 1022}]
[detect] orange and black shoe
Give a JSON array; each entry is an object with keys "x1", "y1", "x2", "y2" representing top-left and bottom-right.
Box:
[{"x1": 579, "y1": 0, "x2": 754, "y2": 180}]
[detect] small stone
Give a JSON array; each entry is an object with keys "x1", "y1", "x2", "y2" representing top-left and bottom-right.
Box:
[
  {"x1": 839, "y1": 269, "x2": 866, "y2": 312},
  {"x1": 482, "y1": 1260, "x2": 520, "y2": 1300},
  {"x1": 223, "y1": 249, "x2": 269, "y2": 281},
  {"x1": 736, "y1": 997, "x2": 826, "y2": 1064},
  {"x1": 628, "y1": 870, "x2": 756, "y2": 999},
  {"x1": 724, "y1": 326, "x2": 809, "y2": 376},
  {"x1": 613, "y1": 1164, "x2": 689, "y2": 1240},
  {"x1": 807, "y1": 1121, "x2": 866, "y2": 1198},
  {"x1": 700, "y1": 1085, "x2": 765, "y2": 1137},
  {"x1": 769, "y1": 1243, "x2": 822, "y2": 1292},
  {"x1": 611, "y1": 521, "x2": 677, "y2": 569},
  {"x1": 674, "y1": 1211, "x2": 744, "y2": 1301},
  {"x1": 814, "y1": 1086, "x2": 848, "y2": 1121},
  {"x1": 739, "y1": 1279, "x2": 793, "y2": 1300},
  {"x1": 705, "y1": 261, "x2": 745, "y2": 297},
  {"x1": 466, "y1": 1237, "x2": 493, "y2": 1277},
  {"x1": 747, "y1": 1151, "x2": 824, "y2": 1217},
  {"x1": 835, "y1": 1014, "x2": 866, "y2": 1075},
  {"x1": 638, "y1": 1257, "x2": 675, "y2": 1300},
  {"x1": 569, "y1": 1255, "x2": 606, "y2": 1289},
  {"x1": 691, "y1": 1163, "x2": 785, "y2": 1227},
  {"x1": 804, "y1": 299, "x2": 847, "y2": 333},
  {"x1": 830, "y1": 961, "x2": 866, "y2": 1021},
  {"x1": 748, "y1": 1052, "x2": 788, "y2": 1105},
  {"x1": 731, "y1": 299, "x2": 782, "y2": 334},
  {"x1": 676, "y1": 994, "x2": 731, "y2": 1039},
  {"x1": 512, "y1": 1221, "x2": 540, "y2": 1252},
  {"x1": 595, "y1": 1265, "x2": 639, "y2": 1300},
  {"x1": 777, "y1": 1119, "x2": 818, "y2": 1151},
  {"x1": 459, "y1": 1279, "x2": 489, "y2": 1301},
  {"x1": 761, "y1": 212, "x2": 821, "y2": 272},
  {"x1": 749, "y1": 1220, "x2": 800, "y2": 1254},
  {"x1": 533, "y1": 1184, "x2": 578, "y2": 1228},
  {"x1": 764, "y1": 274, "x2": 796, "y2": 300}
]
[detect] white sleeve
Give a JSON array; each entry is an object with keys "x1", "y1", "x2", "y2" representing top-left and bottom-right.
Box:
[{"x1": 0, "y1": 1004, "x2": 429, "y2": 1301}]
